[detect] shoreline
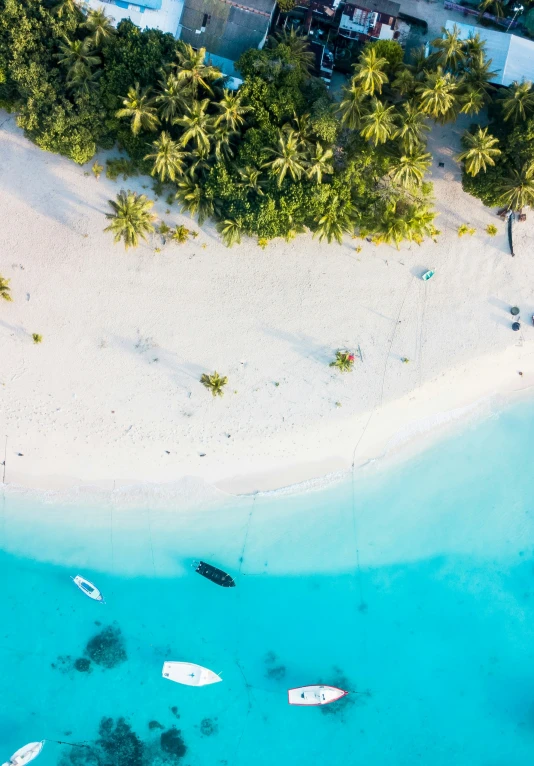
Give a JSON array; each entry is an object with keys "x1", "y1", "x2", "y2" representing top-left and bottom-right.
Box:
[
  {"x1": 2, "y1": 113, "x2": 534, "y2": 508},
  {"x1": 3, "y1": 341, "x2": 533, "y2": 506}
]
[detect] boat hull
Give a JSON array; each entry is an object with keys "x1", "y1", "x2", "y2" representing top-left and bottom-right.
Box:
[
  {"x1": 193, "y1": 561, "x2": 235, "y2": 588},
  {"x1": 162, "y1": 661, "x2": 222, "y2": 687},
  {"x1": 72, "y1": 575, "x2": 104, "y2": 602},
  {"x1": 2, "y1": 741, "x2": 44, "y2": 766},
  {"x1": 287, "y1": 685, "x2": 348, "y2": 706}
]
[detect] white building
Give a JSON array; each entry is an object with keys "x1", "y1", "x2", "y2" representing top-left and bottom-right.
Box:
[{"x1": 83, "y1": 0, "x2": 184, "y2": 36}]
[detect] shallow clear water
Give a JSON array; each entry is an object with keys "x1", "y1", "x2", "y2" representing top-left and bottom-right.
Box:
[{"x1": 1, "y1": 398, "x2": 534, "y2": 765}]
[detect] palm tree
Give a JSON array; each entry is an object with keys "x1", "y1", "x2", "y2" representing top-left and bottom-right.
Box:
[
  {"x1": 501, "y1": 81, "x2": 534, "y2": 123},
  {"x1": 174, "y1": 99, "x2": 212, "y2": 152},
  {"x1": 83, "y1": 8, "x2": 116, "y2": 47},
  {"x1": 238, "y1": 166, "x2": 266, "y2": 196},
  {"x1": 462, "y1": 52, "x2": 497, "y2": 98},
  {"x1": 210, "y1": 122, "x2": 237, "y2": 162},
  {"x1": 430, "y1": 25, "x2": 465, "y2": 71},
  {"x1": 116, "y1": 84, "x2": 160, "y2": 136},
  {"x1": 155, "y1": 74, "x2": 191, "y2": 123},
  {"x1": 394, "y1": 101, "x2": 430, "y2": 153},
  {"x1": 173, "y1": 43, "x2": 222, "y2": 96},
  {"x1": 392, "y1": 68, "x2": 415, "y2": 96},
  {"x1": 67, "y1": 65, "x2": 102, "y2": 94},
  {"x1": 104, "y1": 190, "x2": 156, "y2": 250},
  {"x1": 185, "y1": 147, "x2": 211, "y2": 180},
  {"x1": 56, "y1": 38, "x2": 100, "y2": 78},
  {"x1": 416, "y1": 67, "x2": 459, "y2": 122},
  {"x1": 144, "y1": 132, "x2": 186, "y2": 182},
  {"x1": 270, "y1": 28, "x2": 315, "y2": 73},
  {"x1": 458, "y1": 127, "x2": 501, "y2": 176},
  {"x1": 0, "y1": 275, "x2": 12, "y2": 302},
  {"x1": 285, "y1": 112, "x2": 314, "y2": 148},
  {"x1": 360, "y1": 98, "x2": 397, "y2": 145},
  {"x1": 498, "y1": 162, "x2": 534, "y2": 210},
  {"x1": 175, "y1": 177, "x2": 217, "y2": 224},
  {"x1": 313, "y1": 197, "x2": 356, "y2": 244},
  {"x1": 409, "y1": 45, "x2": 432, "y2": 79},
  {"x1": 51, "y1": 0, "x2": 80, "y2": 18},
  {"x1": 263, "y1": 129, "x2": 306, "y2": 186},
  {"x1": 200, "y1": 371, "x2": 228, "y2": 397},
  {"x1": 459, "y1": 88, "x2": 485, "y2": 116},
  {"x1": 353, "y1": 48, "x2": 389, "y2": 95},
  {"x1": 390, "y1": 149, "x2": 432, "y2": 188},
  {"x1": 338, "y1": 82, "x2": 367, "y2": 129},
  {"x1": 217, "y1": 218, "x2": 244, "y2": 247},
  {"x1": 457, "y1": 126, "x2": 501, "y2": 176},
  {"x1": 214, "y1": 90, "x2": 251, "y2": 130},
  {"x1": 464, "y1": 32, "x2": 486, "y2": 59},
  {"x1": 478, "y1": 0, "x2": 504, "y2": 18},
  {"x1": 306, "y1": 143, "x2": 334, "y2": 183}
]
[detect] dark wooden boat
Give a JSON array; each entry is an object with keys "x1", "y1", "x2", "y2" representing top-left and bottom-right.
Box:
[{"x1": 193, "y1": 560, "x2": 236, "y2": 588}]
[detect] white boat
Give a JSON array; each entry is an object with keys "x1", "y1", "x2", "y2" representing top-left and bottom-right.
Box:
[
  {"x1": 71, "y1": 575, "x2": 104, "y2": 602},
  {"x1": 162, "y1": 661, "x2": 222, "y2": 687},
  {"x1": 287, "y1": 685, "x2": 348, "y2": 706},
  {"x1": 2, "y1": 741, "x2": 44, "y2": 766}
]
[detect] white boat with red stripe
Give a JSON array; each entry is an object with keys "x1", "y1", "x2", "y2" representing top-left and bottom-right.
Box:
[{"x1": 287, "y1": 685, "x2": 348, "y2": 706}]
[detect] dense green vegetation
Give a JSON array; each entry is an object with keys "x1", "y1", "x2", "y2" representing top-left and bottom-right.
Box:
[{"x1": 0, "y1": 3, "x2": 519, "y2": 246}]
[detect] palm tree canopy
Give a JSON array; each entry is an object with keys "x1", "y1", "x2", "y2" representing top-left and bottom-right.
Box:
[
  {"x1": 104, "y1": 190, "x2": 156, "y2": 249},
  {"x1": 116, "y1": 83, "x2": 160, "y2": 136},
  {"x1": 269, "y1": 28, "x2": 315, "y2": 73},
  {"x1": 394, "y1": 101, "x2": 430, "y2": 152},
  {"x1": 416, "y1": 67, "x2": 459, "y2": 121},
  {"x1": 457, "y1": 126, "x2": 501, "y2": 176},
  {"x1": 67, "y1": 64, "x2": 102, "y2": 94},
  {"x1": 174, "y1": 98, "x2": 212, "y2": 152},
  {"x1": 173, "y1": 43, "x2": 222, "y2": 95},
  {"x1": 263, "y1": 129, "x2": 306, "y2": 186},
  {"x1": 360, "y1": 98, "x2": 397, "y2": 145},
  {"x1": 390, "y1": 150, "x2": 432, "y2": 188},
  {"x1": 313, "y1": 196, "x2": 356, "y2": 244},
  {"x1": 155, "y1": 74, "x2": 191, "y2": 122},
  {"x1": 306, "y1": 143, "x2": 334, "y2": 183},
  {"x1": 338, "y1": 82, "x2": 367, "y2": 129},
  {"x1": 144, "y1": 131, "x2": 186, "y2": 182},
  {"x1": 498, "y1": 162, "x2": 534, "y2": 210},
  {"x1": 83, "y1": 8, "x2": 116, "y2": 46},
  {"x1": 353, "y1": 48, "x2": 389, "y2": 95},
  {"x1": 501, "y1": 80, "x2": 534, "y2": 122},
  {"x1": 430, "y1": 25, "x2": 465, "y2": 71},
  {"x1": 214, "y1": 90, "x2": 251, "y2": 130},
  {"x1": 56, "y1": 38, "x2": 100, "y2": 75}
]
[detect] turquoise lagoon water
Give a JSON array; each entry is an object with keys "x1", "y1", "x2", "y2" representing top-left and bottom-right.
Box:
[{"x1": 1, "y1": 398, "x2": 534, "y2": 765}]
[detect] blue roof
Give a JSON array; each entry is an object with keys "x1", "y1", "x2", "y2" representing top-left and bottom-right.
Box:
[{"x1": 115, "y1": 0, "x2": 162, "y2": 10}]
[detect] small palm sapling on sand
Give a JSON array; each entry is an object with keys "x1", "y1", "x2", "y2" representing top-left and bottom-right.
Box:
[
  {"x1": 32, "y1": 333, "x2": 43, "y2": 344},
  {"x1": 486, "y1": 224, "x2": 498, "y2": 236},
  {"x1": 457, "y1": 224, "x2": 476, "y2": 237},
  {"x1": 330, "y1": 351, "x2": 355, "y2": 373},
  {"x1": 0, "y1": 276, "x2": 13, "y2": 302},
  {"x1": 201, "y1": 372, "x2": 228, "y2": 397},
  {"x1": 92, "y1": 161, "x2": 103, "y2": 180}
]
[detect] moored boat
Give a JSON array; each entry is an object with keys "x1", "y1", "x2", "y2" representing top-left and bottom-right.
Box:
[
  {"x1": 2, "y1": 741, "x2": 44, "y2": 766},
  {"x1": 193, "y1": 560, "x2": 235, "y2": 588},
  {"x1": 162, "y1": 661, "x2": 222, "y2": 687},
  {"x1": 71, "y1": 575, "x2": 104, "y2": 602},
  {"x1": 287, "y1": 685, "x2": 348, "y2": 706}
]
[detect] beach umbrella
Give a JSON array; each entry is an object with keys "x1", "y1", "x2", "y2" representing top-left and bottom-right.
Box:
[
  {"x1": 512, "y1": 322, "x2": 521, "y2": 331},
  {"x1": 511, "y1": 306, "x2": 520, "y2": 315}
]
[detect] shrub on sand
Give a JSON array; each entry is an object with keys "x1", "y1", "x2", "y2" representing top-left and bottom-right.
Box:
[
  {"x1": 330, "y1": 350, "x2": 355, "y2": 373},
  {"x1": 32, "y1": 333, "x2": 43, "y2": 344},
  {"x1": 0, "y1": 276, "x2": 13, "y2": 302},
  {"x1": 201, "y1": 371, "x2": 228, "y2": 397}
]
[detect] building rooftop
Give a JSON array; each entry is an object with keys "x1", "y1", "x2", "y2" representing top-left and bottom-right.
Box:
[
  {"x1": 83, "y1": 0, "x2": 184, "y2": 35},
  {"x1": 178, "y1": 0, "x2": 275, "y2": 62},
  {"x1": 343, "y1": 0, "x2": 400, "y2": 18},
  {"x1": 445, "y1": 20, "x2": 534, "y2": 86}
]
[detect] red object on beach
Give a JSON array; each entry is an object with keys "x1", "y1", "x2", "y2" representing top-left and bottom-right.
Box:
[{"x1": 349, "y1": 355, "x2": 355, "y2": 362}]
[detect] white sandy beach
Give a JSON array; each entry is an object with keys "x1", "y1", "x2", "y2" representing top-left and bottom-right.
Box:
[{"x1": 1, "y1": 109, "x2": 534, "y2": 498}]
